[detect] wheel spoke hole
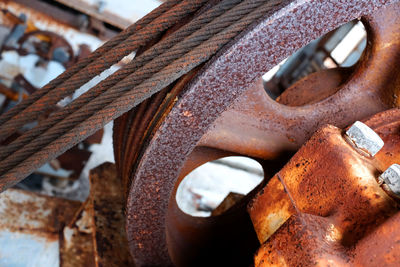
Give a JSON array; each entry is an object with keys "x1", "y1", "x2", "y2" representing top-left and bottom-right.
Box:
[
  {"x1": 176, "y1": 156, "x2": 263, "y2": 217},
  {"x1": 263, "y1": 20, "x2": 366, "y2": 104}
]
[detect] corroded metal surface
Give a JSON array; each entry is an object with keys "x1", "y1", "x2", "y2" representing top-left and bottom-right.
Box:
[
  {"x1": 60, "y1": 201, "x2": 95, "y2": 267},
  {"x1": 0, "y1": 0, "x2": 104, "y2": 50},
  {"x1": 249, "y1": 176, "x2": 295, "y2": 243},
  {"x1": 0, "y1": 188, "x2": 81, "y2": 232},
  {"x1": 125, "y1": 1, "x2": 400, "y2": 265},
  {"x1": 275, "y1": 67, "x2": 353, "y2": 107},
  {"x1": 0, "y1": 163, "x2": 132, "y2": 266},
  {"x1": 250, "y1": 108, "x2": 400, "y2": 266},
  {"x1": 1, "y1": 0, "x2": 400, "y2": 265},
  {"x1": 61, "y1": 162, "x2": 135, "y2": 267},
  {"x1": 89, "y1": 163, "x2": 134, "y2": 267},
  {"x1": 0, "y1": 188, "x2": 81, "y2": 266},
  {"x1": 199, "y1": 3, "x2": 400, "y2": 159}
]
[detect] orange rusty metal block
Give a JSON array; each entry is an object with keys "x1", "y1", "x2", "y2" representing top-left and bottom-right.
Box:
[
  {"x1": 255, "y1": 209, "x2": 400, "y2": 266},
  {"x1": 277, "y1": 125, "x2": 396, "y2": 228},
  {"x1": 353, "y1": 211, "x2": 400, "y2": 265},
  {"x1": 250, "y1": 109, "x2": 400, "y2": 266},
  {"x1": 250, "y1": 125, "x2": 397, "y2": 243},
  {"x1": 255, "y1": 213, "x2": 350, "y2": 267},
  {"x1": 249, "y1": 176, "x2": 295, "y2": 243}
]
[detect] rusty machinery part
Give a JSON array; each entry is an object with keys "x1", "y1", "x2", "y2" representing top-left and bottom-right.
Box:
[
  {"x1": 10, "y1": 0, "x2": 122, "y2": 39},
  {"x1": 250, "y1": 108, "x2": 400, "y2": 266},
  {"x1": 0, "y1": 0, "x2": 284, "y2": 190},
  {"x1": 0, "y1": 0, "x2": 398, "y2": 266},
  {"x1": 16, "y1": 30, "x2": 75, "y2": 67},
  {"x1": 111, "y1": 1, "x2": 400, "y2": 266}
]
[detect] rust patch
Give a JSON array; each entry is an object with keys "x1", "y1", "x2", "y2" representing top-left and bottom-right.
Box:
[
  {"x1": 89, "y1": 163, "x2": 134, "y2": 267},
  {"x1": 248, "y1": 176, "x2": 296, "y2": 243},
  {"x1": 60, "y1": 201, "x2": 95, "y2": 267},
  {"x1": 252, "y1": 108, "x2": 400, "y2": 266},
  {"x1": 0, "y1": 188, "x2": 80, "y2": 233}
]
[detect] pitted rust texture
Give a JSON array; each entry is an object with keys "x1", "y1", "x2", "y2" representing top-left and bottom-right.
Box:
[
  {"x1": 0, "y1": 188, "x2": 81, "y2": 233},
  {"x1": 250, "y1": 108, "x2": 400, "y2": 266},
  {"x1": 0, "y1": 188, "x2": 83, "y2": 265},
  {"x1": 89, "y1": 163, "x2": 134, "y2": 267},
  {"x1": 249, "y1": 176, "x2": 295, "y2": 243},
  {"x1": 125, "y1": 1, "x2": 400, "y2": 265},
  {"x1": 60, "y1": 201, "x2": 96, "y2": 267},
  {"x1": 61, "y1": 162, "x2": 135, "y2": 267},
  {"x1": 199, "y1": 2, "x2": 400, "y2": 160},
  {"x1": 256, "y1": 212, "x2": 400, "y2": 266},
  {"x1": 254, "y1": 213, "x2": 352, "y2": 266},
  {"x1": 353, "y1": 211, "x2": 400, "y2": 265}
]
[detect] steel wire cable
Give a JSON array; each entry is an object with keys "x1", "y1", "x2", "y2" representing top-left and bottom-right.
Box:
[
  {"x1": 0, "y1": 0, "x2": 205, "y2": 142},
  {"x1": 0, "y1": 0, "x2": 243, "y2": 162},
  {"x1": 0, "y1": 0, "x2": 255, "y2": 166},
  {"x1": 0, "y1": 0, "x2": 283, "y2": 190},
  {"x1": 0, "y1": 0, "x2": 181, "y2": 129}
]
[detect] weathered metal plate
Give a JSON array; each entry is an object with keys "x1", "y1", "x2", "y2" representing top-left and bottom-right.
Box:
[
  {"x1": 89, "y1": 163, "x2": 134, "y2": 267},
  {"x1": 60, "y1": 201, "x2": 95, "y2": 267},
  {"x1": 0, "y1": 188, "x2": 81, "y2": 267}
]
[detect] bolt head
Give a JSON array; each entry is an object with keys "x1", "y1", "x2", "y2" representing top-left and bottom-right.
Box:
[
  {"x1": 380, "y1": 164, "x2": 400, "y2": 196},
  {"x1": 345, "y1": 121, "x2": 384, "y2": 156}
]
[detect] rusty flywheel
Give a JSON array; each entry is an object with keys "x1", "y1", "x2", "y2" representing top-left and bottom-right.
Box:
[{"x1": 112, "y1": 1, "x2": 400, "y2": 266}]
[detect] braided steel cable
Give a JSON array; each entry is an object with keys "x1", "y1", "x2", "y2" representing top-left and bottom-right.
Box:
[
  {"x1": 0, "y1": 0, "x2": 251, "y2": 165},
  {"x1": 0, "y1": 0, "x2": 206, "y2": 142},
  {"x1": 0, "y1": 0, "x2": 181, "y2": 129},
  {"x1": 1, "y1": 0, "x2": 265, "y2": 174},
  {"x1": 0, "y1": 0, "x2": 243, "y2": 162},
  {"x1": 0, "y1": 0, "x2": 283, "y2": 189}
]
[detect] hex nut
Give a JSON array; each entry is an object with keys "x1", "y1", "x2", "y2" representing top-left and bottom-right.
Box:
[
  {"x1": 380, "y1": 164, "x2": 400, "y2": 196},
  {"x1": 345, "y1": 121, "x2": 384, "y2": 156}
]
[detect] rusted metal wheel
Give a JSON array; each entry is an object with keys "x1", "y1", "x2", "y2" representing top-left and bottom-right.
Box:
[{"x1": 114, "y1": 1, "x2": 400, "y2": 266}]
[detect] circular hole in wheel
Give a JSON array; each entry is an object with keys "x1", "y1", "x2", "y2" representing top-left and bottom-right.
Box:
[
  {"x1": 263, "y1": 20, "x2": 367, "y2": 106},
  {"x1": 175, "y1": 156, "x2": 264, "y2": 217}
]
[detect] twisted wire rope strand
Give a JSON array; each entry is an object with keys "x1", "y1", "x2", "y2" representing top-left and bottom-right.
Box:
[
  {"x1": 0, "y1": 0, "x2": 243, "y2": 161},
  {"x1": 0, "y1": 0, "x2": 204, "y2": 141}
]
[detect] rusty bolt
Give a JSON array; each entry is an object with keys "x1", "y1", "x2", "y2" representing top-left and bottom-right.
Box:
[
  {"x1": 345, "y1": 121, "x2": 384, "y2": 156},
  {"x1": 380, "y1": 164, "x2": 400, "y2": 196}
]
